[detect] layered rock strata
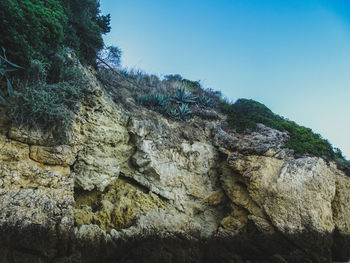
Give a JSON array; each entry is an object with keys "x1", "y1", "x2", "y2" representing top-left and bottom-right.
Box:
[{"x1": 1, "y1": 73, "x2": 350, "y2": 263}]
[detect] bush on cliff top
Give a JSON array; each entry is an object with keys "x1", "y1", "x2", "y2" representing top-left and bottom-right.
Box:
[
  {"x1": 0, "y1": 0, "x2": 111, "y2": 137},
  {"x1": 7, "y1": 51, "x2": 89, "y2": 136},
  {"x1": 221, "y1": 99, "x2": 350, "y2": 175},
  {"x1": 0, "y1": 0, "x2": 110, "y2": 69},
  {"x1": 61, "y1": 0, "x2": 111, "y2": 66}
]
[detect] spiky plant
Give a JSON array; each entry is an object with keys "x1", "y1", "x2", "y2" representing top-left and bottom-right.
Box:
[
  {"x1": 178, "y1": 103, "x2": 192, "y2": 120},
  {"x1": 171, "y1": 87, "x2": 196, "y2": 104},
  {"x1": 168, "y1": 108, "x2": 179, "y2": 119},
  {"x1": 152, "y1": 93, "x2": 169, "y2": 107},
  {"x1": 137, "y1": 93, "x2": 169, "y2": 108},
  {"x1": 0, "y1": 47, "x2": 22, "y2": 103},
  {"x1": 168, "y1": 103, "x2": 192, "y2": 121},
  {"x1": 197, "y1": 95, "x2": 216, "y2": 108}
]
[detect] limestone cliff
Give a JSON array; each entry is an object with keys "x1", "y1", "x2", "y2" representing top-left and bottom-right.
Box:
[{"x1": 1, "y1": 69, "x2": 350, "y2": 263}]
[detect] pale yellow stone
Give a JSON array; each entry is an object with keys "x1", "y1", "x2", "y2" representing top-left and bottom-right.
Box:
[
  {"x1": 205, "y1": 190, "x2": 225, "y2": 206},
  {"x1": 74, "y1": 178, "x2": 170, "y2": 231},
  {"x1": 1, "y1": 65, "x2": 350, "y2": 262},
  {"x1": 30, "y1": 145, "x2": 77, "y2": 166},
  {"x1": 332, "y1": 172, "x2": 350, "y2": 234}
]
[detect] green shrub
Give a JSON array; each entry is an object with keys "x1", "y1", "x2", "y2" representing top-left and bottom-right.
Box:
[
  {"x1": 9, "y1": 82, "x2": 79, "y2": 128},
  {"x1": 26, "y1": 59, "x2": 48, "y2": 83},
  {"x1": 182, "y1": 79, "x2": 201, "y2": 92},
  {"x1": 62, "y1": 0, "x2": 111, "y2": 66},
  {"x1": 335, "y1": 158, "x2": 350, "y2": 175},
  {"x1": 221, "y1": 99, "x2": 276, "y2": 132},
  {"x1": 0, "y1": 0, "x2": 110, "y2": 70},
  {"x1": 221, "y1": 99, "x2": 335, "y2": 160},
  {"x1": 0, "y1": 0, "x2": 67, "y2": 66},
  {"x1": 7, "y1": 52, "x2": 88, "y2": 134},
  {"x1": 0, "y1": 0, "x2": 110, "y2": 142}
]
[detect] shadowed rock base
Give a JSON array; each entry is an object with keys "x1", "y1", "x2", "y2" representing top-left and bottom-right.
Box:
[{"x1": 1, "y1": 223, "x2": 350, "y2": 263}]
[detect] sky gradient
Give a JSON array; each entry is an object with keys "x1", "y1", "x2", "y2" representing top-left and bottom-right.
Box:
[{"x1": 100, "y1": 0, "x2": 350, "y2": 158}]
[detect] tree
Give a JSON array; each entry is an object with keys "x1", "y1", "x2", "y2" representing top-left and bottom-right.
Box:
[
  {"x1": 0, "y1": 0, "x2": 67, "y2": 66},
  {"x1": 98, "y1": 45, "x2": 122, "y2": 68},
  {"x1": 62, "y1": 0, "x2": 111, "y2": 66},
  {"x1": 0, "y1": 0, "x2": 111, "y2": 68}
]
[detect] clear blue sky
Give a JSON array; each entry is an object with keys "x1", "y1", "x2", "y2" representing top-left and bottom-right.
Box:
[{"x1": 100, "y1": 0, "x2": 350, "y2": 159}]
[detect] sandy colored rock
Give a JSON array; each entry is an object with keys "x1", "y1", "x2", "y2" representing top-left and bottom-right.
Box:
[
  {"x1": 73, "y1": 91, "x2": 134, "y2": 192},
  {"x1": 332, "y1": 172, "x2": 350, "y2": 234},
  {"x1": 1, "y1": 65, "x2": 350, "y2": 262},
  {"x1": 75, "y1": 178, "x2": 170, "y2": 231},
  {"x1": 224, "y1": 154, "x2": 338, "y2": 234},
  {"x1": 30, "y1": 145, "x2": 78, "y2": 166}
]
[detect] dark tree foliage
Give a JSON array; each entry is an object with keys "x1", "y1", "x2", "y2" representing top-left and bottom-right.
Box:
[
  {"x1": 62, "y1": 0, "x2": 111, "y2": 66},
  {"x1": 0, "y1": 0, "x2": 111, "y2": 139},
  {"x1": 222, "y1": 99, "x2": 277, "y2": 132},
  {"x1": 0, "y1": 0, "x2": 66, "y2": 66},
  {"x1": 221, "y1": 99, "x2": 336, "y2": 160},
  {"x1": 0, "y1": 0, "x2": 110, "y2": 68}
]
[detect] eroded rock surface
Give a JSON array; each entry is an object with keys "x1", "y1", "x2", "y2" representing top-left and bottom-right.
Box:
[{"x1": 1, "y1": 71, "x2": 350, "y2": 263}]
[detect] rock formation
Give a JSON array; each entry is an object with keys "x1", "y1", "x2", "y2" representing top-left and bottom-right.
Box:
[{"x1": 1, "y1": 69, "x2": 350, "y2": 263}]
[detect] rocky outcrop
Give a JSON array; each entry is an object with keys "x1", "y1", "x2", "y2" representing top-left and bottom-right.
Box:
[{"x1": 1, "y1": 71, "x2": 350, "y2": 263}]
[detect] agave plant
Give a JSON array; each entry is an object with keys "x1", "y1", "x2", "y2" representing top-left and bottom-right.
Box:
[
  {"x1": 171, "y1": 87, "x2": 196, "y2": 104},
  {"x1": 152, "y1": 93, "x2": 169, "y2": 107},
  {"x1": 168, "y1": 107, "x2": 179, "y2": 119},
  {"x1": 178, "y1": 103, "x2": 192, "y2": 119},
  {"x1": 197, "y1": 95, "x2": 216, "y2": 108},
  {"x1": 137, "y1": 93, "x2": 169, "y2": 109},
  {"x1": 0, "y1": 47, "x2": 22, "y2": 103},
  {"x1": 168, "y1": 103, "x2": 192, "y2": 121}
]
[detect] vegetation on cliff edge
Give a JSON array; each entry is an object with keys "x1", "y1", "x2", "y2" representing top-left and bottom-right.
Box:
[
  {"x1": 221, "y1": 99, "x2": 350, "y2": 174},
  {"x1": 0, "y1": 0, "x2": 110, "y2": 134},
  {"x1": 0, "y1": 0, "x2": 110, "y2": 69},
  {"x1": 1, "y1": 0, "x2": 348, "y2": 174}
]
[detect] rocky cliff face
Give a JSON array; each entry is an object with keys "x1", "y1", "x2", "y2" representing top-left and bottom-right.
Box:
[{"x1": 1, "y1": 70, "x2": 350, "y2": 263}]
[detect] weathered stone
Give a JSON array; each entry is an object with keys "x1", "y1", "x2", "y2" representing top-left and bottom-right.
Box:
[
  {"x1": 30, "y1": 145, "x2": 78, "y2": 166},
  {"x1": 73, "y1": 91, "x2": 134, "y2": 192},
  {"x1": 0, "y1": 134, "x2": 30, "y2": 162},
  {"x1": 1, "y1": 65, "x2": 350, "y2": 263},
  {"x1": 130, "y1": 137, "x2": 220, "y2": 213},
  {"x1": 7, "y1": 122, "x2": 81, "y2": 146},
  {"x1": 332, "y1": 171, "x2": 350, "y2": 234},
  {"x1": 74, "y1": 178, "x2": 170, "y2": 231}
]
